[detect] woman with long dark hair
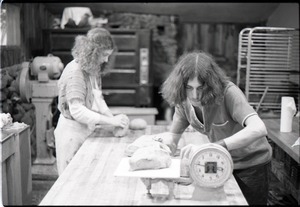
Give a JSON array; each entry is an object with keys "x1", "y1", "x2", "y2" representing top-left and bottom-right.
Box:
[{"x1": 160, "y1": 50, "x2": 272, "y2": 205}]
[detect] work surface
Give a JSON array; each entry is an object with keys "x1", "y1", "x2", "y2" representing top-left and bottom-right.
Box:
[
  {"x1": 263, "y1": 117, "x2": 299, "y2": 163},
  {"x1": 40, "y1": 126, "x2": 248, "y2": 205}
]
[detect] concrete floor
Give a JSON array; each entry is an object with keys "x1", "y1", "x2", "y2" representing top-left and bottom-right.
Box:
[
  {"x1": 31, "y1": 167, "x2": 297, "y2": 205},
  {"x1": 31, "y1": 179, "x2": 56, "y2": 205}
]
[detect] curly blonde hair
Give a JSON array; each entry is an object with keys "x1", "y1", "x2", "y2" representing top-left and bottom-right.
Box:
[
  {"x1": 161, "y1": 50, "x2": 229, "y2": 106},
  {"x1": 71, "y1": 28, "x2": 115, "y2": 76}
]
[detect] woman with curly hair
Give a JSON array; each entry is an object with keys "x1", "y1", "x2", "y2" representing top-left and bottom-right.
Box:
[
  {"x1": 54, "y1": 28, "x2": 129, "y2": 175},
  {"x1": 160, "y1": 50, "x2": 272, "y2": 205}
]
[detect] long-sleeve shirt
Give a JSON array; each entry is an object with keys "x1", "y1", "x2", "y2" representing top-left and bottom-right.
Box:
[{"x1": 57, "y1": 59, "x2": 107, "y2": 127}]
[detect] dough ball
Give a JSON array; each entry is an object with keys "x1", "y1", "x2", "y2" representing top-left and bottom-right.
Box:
[
  {"x1": 129, "y1": 118, "x2": 147, "y2": 130},
  {"x1": 113, "y1": 123, "x2": 129, "y2": 137}
]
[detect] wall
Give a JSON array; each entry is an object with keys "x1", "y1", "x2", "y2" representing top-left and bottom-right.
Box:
[
  {"x1": 1, "y1": 3, "x2": 54, "y2": 161},
  {"x1": 43, "y1": 3, "x2": 279, "y2": 24},
  {"x1": 1, "y1": 3, "x2": 54, "y2": 63},
  {"x1": 0, "y1": 4, "x2": 21, "y2": 46},
  {"x1": 20, "y1": 3, "x2": 54, "y2": 59},
  {"x1": 267, "y1": 3, "x2": 299, "y2": 28}
]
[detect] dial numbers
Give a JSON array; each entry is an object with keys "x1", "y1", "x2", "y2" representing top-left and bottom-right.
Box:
[{"x1": 189, "y1": 143, "x2": 233, "y2": 188}]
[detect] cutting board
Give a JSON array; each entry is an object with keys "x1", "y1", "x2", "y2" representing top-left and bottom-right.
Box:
[{"x1": 114, "y1": 158, "x2": 181, "y2": 179}]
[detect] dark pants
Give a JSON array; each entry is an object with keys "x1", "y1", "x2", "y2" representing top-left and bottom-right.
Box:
[{"x1": 233, "y1": 162, "x2": 270, "y2": 205}]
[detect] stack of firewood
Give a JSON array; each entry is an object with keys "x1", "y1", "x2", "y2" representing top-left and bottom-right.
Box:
[{"x1": 1, "y1": 64, "x2": 36, "y2": 158}]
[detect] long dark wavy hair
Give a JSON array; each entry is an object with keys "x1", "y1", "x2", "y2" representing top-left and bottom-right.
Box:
[
  {"x1": 161, "y1": 50, "x2": 229, "y2": 106},
  {"x1": 71, "y1": 28, "x2": 116, "y2": 77}
]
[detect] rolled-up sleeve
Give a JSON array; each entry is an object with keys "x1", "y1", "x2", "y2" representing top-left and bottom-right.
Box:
[
  {"x1": 225, "y1": 84, "x2": 257, "y2": 127},
  {"x1": 65, "y1": 73, "x2": 87, "y2": 103}
]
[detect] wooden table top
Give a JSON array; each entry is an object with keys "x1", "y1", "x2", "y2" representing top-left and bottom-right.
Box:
[
  {"x1": 263, "y1": 117, "x2": 299, "y2": 163},
  {"x1": 40, "y1": 126, "x2": 248, "y2": 205}
]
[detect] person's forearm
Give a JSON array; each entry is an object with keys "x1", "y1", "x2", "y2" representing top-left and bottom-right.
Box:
[
  {"x1": 214, "y1": 139, "x2": 228, "y2": 150},
  {"x1": 69, "y1": 101, "x2": 114, "y2": 126},
  {"x1": 223, "y1": 117, "x2": 267, "y2": 151},
  {"x1": 102, "y1": 109, "x2": 114, "y2": 117},
  {"x1": 170, "y1": 132, "x2": 182, "y2": 145},
  {"x1": 170, "y1": 122, "x2": 188, "y2": 144},
  {"x1": 95, "y1": 98, "x2": 111, "y2": 115}
]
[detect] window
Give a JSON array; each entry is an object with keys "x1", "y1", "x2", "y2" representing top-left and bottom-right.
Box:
[{"x1": 1, "y1": 3, "x2": 20, "y2": 45}]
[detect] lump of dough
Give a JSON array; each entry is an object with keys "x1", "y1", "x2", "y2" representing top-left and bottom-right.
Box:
[
  {"x1": 124, "y1": 134, "x2": 171, "y2": 157},
  {"x1": 129, "y1": 146, "x2": 172, "y2": 171},
  {"x1": 113, "y1": 124, "x2": 129, "y2": 137},
  {"x1": 129, "y1": 118, "x2": 147, "y2": 130}
]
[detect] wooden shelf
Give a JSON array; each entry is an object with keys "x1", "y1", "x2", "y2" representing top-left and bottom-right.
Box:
[
  {"x1": 110, "y1": 106, "x2": 158, "y2": 125},
  {"x1": 43, "y1": 28, "x2": 154, "y2": 107}
]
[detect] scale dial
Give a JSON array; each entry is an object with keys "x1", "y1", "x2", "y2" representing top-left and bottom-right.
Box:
[{"x1": 189, "y1": 143, "x2": 233, "y2": 188}]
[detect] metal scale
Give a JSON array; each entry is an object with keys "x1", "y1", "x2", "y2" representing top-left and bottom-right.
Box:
[
  {"x1": 187, "y1": 143, "x2": 233, "y2": 201},
  {"x1": 140, "y1": 143, "x2": 233, "y2": 201},
  {"x1": 18, "y1": 55, "x2": 64, "y2": 175},
  {"x1": 115, "y1": 142, "x2": 234, "y2": 202}
]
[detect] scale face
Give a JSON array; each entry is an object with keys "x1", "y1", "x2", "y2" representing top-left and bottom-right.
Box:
[{"x1": 189, "y1": 143, "x2": 233, "y2": 188}]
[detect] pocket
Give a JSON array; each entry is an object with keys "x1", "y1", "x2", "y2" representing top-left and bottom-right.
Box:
[
  {"x1": 211, "y1": 120, "x2": 231, "y2": 140},
  {"x1": 212, "y1": 120, "x2": 229, "y2": 127}
]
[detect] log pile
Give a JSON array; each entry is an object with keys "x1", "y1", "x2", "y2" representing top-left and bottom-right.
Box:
[{"x1": 0, "y1": 64, "x2": 37, "y2": 159}]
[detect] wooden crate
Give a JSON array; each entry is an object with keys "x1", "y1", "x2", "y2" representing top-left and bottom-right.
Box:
[{"x1": 1, "y1": 126, "x2": 32, "y2": 205}]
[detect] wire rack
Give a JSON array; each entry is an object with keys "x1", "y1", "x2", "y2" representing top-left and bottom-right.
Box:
[{"x1": 237, "y1": 27, "x2": 299, "y2": 113}]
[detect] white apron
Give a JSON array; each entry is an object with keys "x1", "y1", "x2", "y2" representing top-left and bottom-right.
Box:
[
  {"x1": 90, "y1": 76, "x2": 109, "y2": 116},
  {"x1": 54, "y1": 76, "x2": 107, "y2": 175}
]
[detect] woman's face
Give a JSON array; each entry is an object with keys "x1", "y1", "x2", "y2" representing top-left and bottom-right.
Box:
[
  {"x1": 99, "y1": 49, "x2": 113, "y2": 64},
  {"x1": 186, "y1": 76, "x2": 203, "y2": 106}
]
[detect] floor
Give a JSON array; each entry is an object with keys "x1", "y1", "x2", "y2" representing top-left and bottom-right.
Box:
[
  {"x1": 31, "y1": 179, "x2": 56, "y2": 205},
  {"x1": 31, "y1": 162, "x2": 298, "y2": 206}
]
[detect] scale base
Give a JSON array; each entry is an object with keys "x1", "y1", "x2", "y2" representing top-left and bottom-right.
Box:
[{"x1": 192, "y1": 185, "x2": 226, "y2": 201}]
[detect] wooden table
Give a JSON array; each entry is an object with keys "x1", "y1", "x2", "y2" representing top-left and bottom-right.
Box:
[{"x1": 40, "y1": 126, "x2": 248, "y2": 205}]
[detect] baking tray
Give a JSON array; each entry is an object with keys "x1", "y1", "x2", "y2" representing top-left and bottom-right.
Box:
[{"x1": 114, "y1": 157, "x2": 181, "y2": 179}]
